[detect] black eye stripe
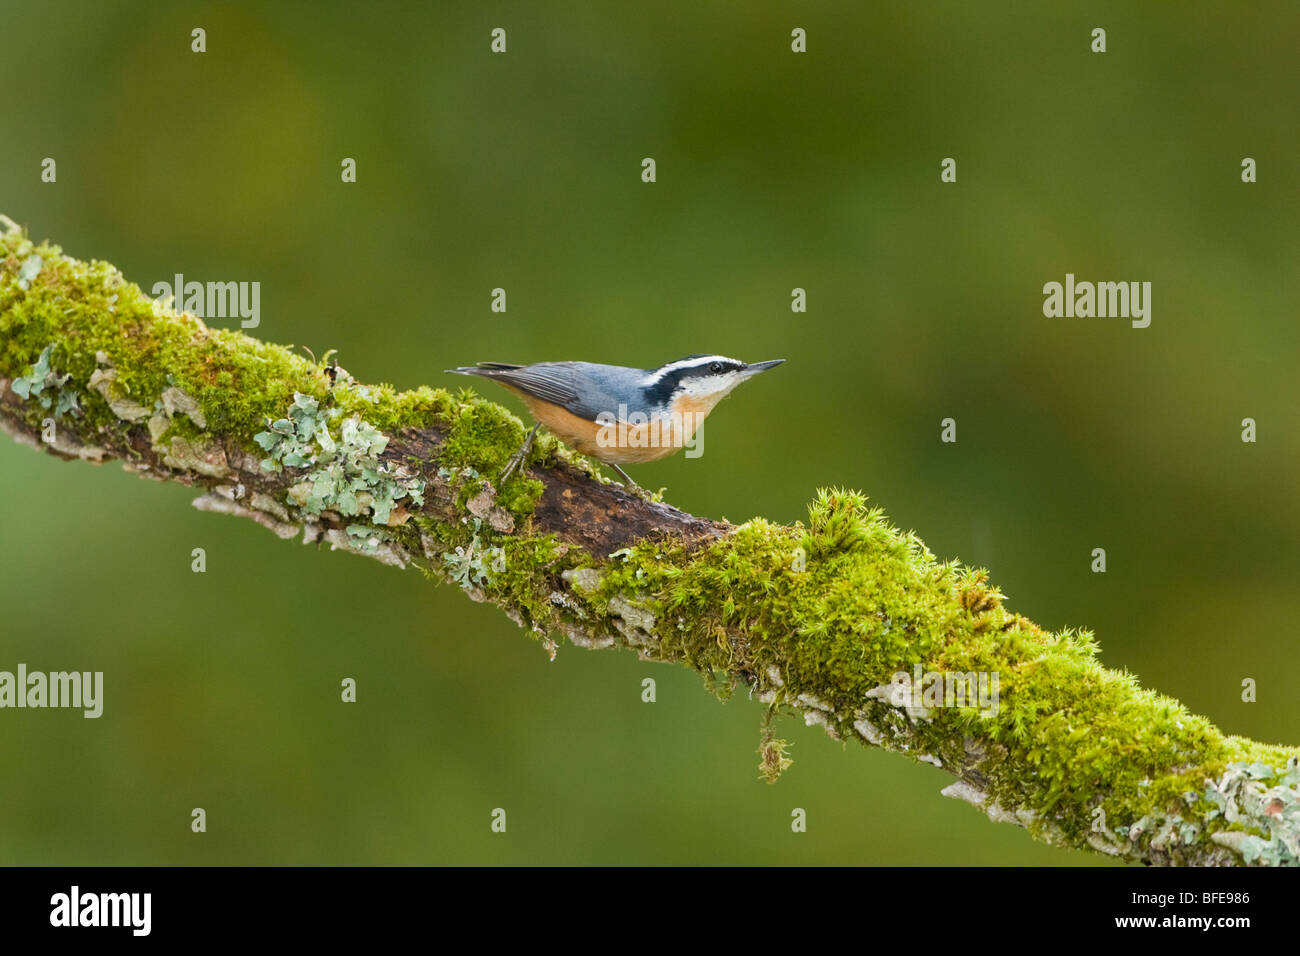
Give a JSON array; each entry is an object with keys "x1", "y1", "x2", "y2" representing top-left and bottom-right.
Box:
[{"x1": 657, "y1": 359, "x2": 742, "y2": 393}]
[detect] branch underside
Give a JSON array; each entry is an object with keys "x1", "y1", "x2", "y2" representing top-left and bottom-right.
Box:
[{"x1": 2, "y1": 215, "x2": 1297, "y2": 867}]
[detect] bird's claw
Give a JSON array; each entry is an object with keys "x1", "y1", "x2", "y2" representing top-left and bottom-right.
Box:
[
  {"x1": 498, "y1": 423, "x2": 540, "y2": 486},
  {"x1": 610, "y1": 463, "x2": 659, "y2": 501}
]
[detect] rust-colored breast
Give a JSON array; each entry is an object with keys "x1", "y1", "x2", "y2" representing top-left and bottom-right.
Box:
[{"x1": 504, "y1": 386, "x2": 706, "y2": 465}]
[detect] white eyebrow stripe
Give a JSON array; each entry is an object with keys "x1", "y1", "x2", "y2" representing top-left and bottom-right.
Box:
[{"x1": 639, "y1": 355, "x2": 738, "y2": 386}]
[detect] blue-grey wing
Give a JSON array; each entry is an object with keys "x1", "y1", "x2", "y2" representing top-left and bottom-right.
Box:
[{"x1": 455, "y1": 362, "x2": 645, "y2": 422}]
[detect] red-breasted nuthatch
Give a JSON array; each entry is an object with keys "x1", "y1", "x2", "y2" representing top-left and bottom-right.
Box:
[{"x1": 446, "y1": 354, "x2": 784, "y2": 490}]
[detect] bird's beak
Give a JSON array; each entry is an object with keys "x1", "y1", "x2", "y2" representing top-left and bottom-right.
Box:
[{"x1": 740, "y1": 359, "x2": 785, "y2": 378}]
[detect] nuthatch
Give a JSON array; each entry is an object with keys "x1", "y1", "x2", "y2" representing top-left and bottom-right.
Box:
[{"x1": 446, "y1": 354, "x2": 784, "y2": 490}]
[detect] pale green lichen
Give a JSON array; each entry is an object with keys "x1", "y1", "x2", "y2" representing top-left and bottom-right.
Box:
[
  {"x1": 160, "y1": 435, "x2": 232, "y2": 478},
  {"x1": 161, "y1": 386, "x2": 206, "y2": 429},
  {"x1": 1105, "y1": 758, "x2": 1300, "y2": 865},
  {"x1": 346, "y1": 523, "x2": 391, "y2": 553},
  {"x1": 257, "y1": 391, "x2": 425, "y2": 525},
  {"x1": 1202, "y1": 759, "x2": 1300, "y2": 864},
  {"x1": 442, "y1": 517, "x2": 507, "y2": 590},
  {"x1": 11, "y1": 345, "x2": 80, "y2": 419},
  {"x1": 87, "y1": 364, "x2": 151, "y2": 422},
  {"x1": 16, "y1": 253, "x2": 42, "y2": 290}
]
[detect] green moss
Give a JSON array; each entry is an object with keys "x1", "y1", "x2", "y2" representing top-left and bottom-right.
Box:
[
  {"x1": 433, "y1": 388, "x2": 547, "y2": 515},
  {"x1": 758, "y1": 729, "x2": 794, "y2": 784},
  {"x1": 0, "y1": 227, "x2": 548, "y2": 511},
  {"x1": 553, "y1": 487, "x2": 1300, "y2": 860},
  {"x1": 411, "y1": 508, "x2": 583, "y2": 635},
  {"x1": 494, "y1": 533, "x2": 578, "y2": 627},
  {"x1": 1, "y1": 232, "x2": 466, "y2": 451}
]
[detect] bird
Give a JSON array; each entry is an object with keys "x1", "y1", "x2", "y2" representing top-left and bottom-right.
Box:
[{"x1": 445, "y1": 354, "x2": 785, "y2": 491}]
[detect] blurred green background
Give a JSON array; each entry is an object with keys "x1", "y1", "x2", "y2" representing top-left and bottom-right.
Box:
[{"x1": 1, "y1": 1, "x2": 1297, "y2": 865}]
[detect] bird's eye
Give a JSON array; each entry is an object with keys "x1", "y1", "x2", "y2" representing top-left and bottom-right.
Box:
[{"x1": 709, "y1": 362, "x2": 722, "y2": 374}]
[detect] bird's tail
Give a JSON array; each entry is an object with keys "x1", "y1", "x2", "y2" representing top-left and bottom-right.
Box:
[{"x1": 444, "y1": 362, "x2": 523, "y2": 377}]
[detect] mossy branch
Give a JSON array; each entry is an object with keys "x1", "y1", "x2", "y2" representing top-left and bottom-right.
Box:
[{"x1": 2, "y1": 215, "x2": 1297, "y2": 867}]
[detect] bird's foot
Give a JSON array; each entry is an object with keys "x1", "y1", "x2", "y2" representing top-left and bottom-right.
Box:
[
  {"x1": 498, "y1": 423, "x2": 540, "y2": 485},
  {"x1": 610, "y1": 463, "x2": 660, "y2": 502}
]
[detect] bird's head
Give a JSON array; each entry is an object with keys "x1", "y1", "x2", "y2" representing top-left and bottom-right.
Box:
[{"x1": 643, "y1": 354, "x2": 785, "y2": 417}]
